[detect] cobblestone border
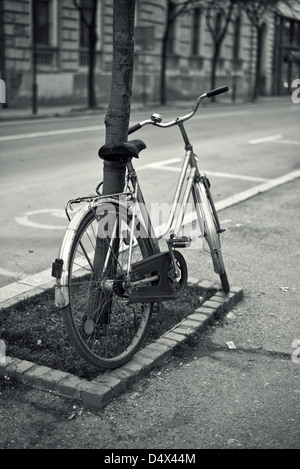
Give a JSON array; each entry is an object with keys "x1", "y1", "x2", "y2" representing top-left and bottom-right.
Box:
[{"x1": 0, "y1": 279, "x2": 243, "y2": 410}]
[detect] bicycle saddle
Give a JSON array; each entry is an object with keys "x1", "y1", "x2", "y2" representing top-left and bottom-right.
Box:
[{"x1": 98, "y1": 139, "x2": 146, "y2": 162}]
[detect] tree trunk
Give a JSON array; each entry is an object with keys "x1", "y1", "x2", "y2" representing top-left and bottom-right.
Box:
[
  {"x1": 211, "y1": 45, "x2": 220, "y2": 90},
  {"x1": 104, "y1": 0, "x2": 136, "y2": 193},
  {"x1": 160, "y1": 31, "x2": 168, "y2": 106},
  {"x1": 253, "y1": 25, "x2": 262, "y2": 101},
  {"x1": 210, "y1": 42, "x2": 221, "y2": 102},
  {"x1": 160, "y1": 0, "x2": 171, "y2": 106},
  {"x1": 89, "y1": 0, "x2": 136, "y2": 320}
]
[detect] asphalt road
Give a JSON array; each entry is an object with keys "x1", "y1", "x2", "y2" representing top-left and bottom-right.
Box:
[{"x1": 0, "y1": 98, "x2": 299, "y2": 289}]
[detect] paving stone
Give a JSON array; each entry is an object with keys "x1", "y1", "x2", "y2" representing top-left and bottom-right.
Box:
[
  {"x1": 197, "y1": 280, "x2": 216, "y2": 290},
  {"x1": 92, "y1": 375, "x2": 126, "y2": 397},
  {"x1": 5, "y1": 359, "x2": 36, "y2": 380},
  {"x1": 80, "y1": 382, "x2": 113, "y2": 410},
  {"x1": 55, "y1": 374, "x2": 87, "y2": 399}
]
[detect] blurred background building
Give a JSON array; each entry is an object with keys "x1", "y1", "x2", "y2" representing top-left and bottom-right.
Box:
[{"x1": 0, "y1": 0, "x2": 299, "y2": 108}]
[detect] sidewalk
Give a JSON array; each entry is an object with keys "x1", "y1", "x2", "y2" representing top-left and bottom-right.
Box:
[{"x1": 0, "y1": 95, "x2": 292, "y2": 122}]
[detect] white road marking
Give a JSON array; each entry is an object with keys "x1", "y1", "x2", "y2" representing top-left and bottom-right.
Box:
[
  {"x1": 249, "y1": 135, "x2": 300, "y2": 146},
  {"x1": 194, "y1": 110, "x2": 250, "y2": 120},
  {"x1": 0, "y1": 268, "x2": 24, "y2": 280},
  {"x1": 206, "y1": 171, "x2": 269, "y2": 182},
  {"x1": 276, "y1": 139, "x2": 300, "y2": 146},
  {"x1": 0, "y1": 110, "x2": 250, "y2": 142},
  {"x1": 249, "y1": 135, "x2": 282, "y2": 144},
  {"x1": 215, "y1": 169, "x2": 300, "y2": 211},
  {"x1": 0, "y1": 125, "x2": 105, "y2": 142},
  {"x1": 15, "y1": 209, "x2": 67, "y2": 230},
  {"x1": 0, "y1": 114, "x2": 102, "y2": 127},
  {"x1": 140, "y1": 158, "x2": 181, "y2": 170},
  {"x1": 142, "y1": 158, "x2": 269, "y2": 182}
]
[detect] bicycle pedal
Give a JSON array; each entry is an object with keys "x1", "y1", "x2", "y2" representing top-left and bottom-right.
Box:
[{"x1": 167, "y1": 236, "x2": 192, "y2": 248}]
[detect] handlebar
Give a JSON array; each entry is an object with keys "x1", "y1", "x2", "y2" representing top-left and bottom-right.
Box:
[
  {"x1": 128, "y1": 85, "x2": 229, "y2": 135},
  {"x1": 206, "y1": 85, "x2": 229, "y2": 98}
]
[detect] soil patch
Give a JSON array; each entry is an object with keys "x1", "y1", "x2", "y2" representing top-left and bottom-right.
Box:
[{"x1": 0, "y1": 284, "x2": 215, "y2": 380}]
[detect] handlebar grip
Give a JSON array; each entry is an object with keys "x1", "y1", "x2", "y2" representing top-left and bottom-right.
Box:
[
  {"x1": 128, "y1": 123, "x2": 142, "y2": 135},
  {"x1": 206, "y1": 85, "x2": 229, "y2": 98}
]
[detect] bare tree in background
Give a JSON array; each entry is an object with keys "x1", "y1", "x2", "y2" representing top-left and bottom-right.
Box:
[
  {"x1": 73, "y1": 0, "x2": 98, "y2": 108},
  {"x1": 160, "y1": 0, "x2": 235, "y2": 105},
  {"x1": 205, "y1": 0, "x2": 234, "y2": 98},
  {"x1": 160, "y1": 0, "x2": 198, "y2": 105}
]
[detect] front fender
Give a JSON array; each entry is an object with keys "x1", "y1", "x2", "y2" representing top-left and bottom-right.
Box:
[{"x1": 54, "y1": 203, "x2": 92, "y2": 307}]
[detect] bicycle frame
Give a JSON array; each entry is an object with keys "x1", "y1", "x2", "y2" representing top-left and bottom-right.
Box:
[
  {"x1": 54, "y1": 86, "x2": 228, "y2": 306},
  {"x1": 123, "y1": 87, "x2": 229, "y2": 264},
  {"x1": 122, "y1": 121, "x2": 209, "y2": 275}
]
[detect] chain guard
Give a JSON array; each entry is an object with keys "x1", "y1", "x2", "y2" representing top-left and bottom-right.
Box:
[{"x1": 128, "y1": 250, "x2": 187, "y2": 304}]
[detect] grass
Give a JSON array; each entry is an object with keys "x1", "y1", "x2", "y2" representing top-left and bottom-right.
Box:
[{"x1": 0, "y1": 283, "x2": 215, "y2": 380}]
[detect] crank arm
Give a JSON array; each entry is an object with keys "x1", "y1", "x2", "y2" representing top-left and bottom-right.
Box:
[{"x1": 130, "y1": 274, "x2": 160, "y2": 288}]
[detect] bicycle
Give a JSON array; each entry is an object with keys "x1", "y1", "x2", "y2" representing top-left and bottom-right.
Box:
[{"x1": 52, "y1": 85, "x2": 230, "y2": 370}]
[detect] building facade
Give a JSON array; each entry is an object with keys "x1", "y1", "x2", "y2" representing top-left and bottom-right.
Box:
[{"x1": 0, "y1": 0, "x2": 299, "y2": 108}]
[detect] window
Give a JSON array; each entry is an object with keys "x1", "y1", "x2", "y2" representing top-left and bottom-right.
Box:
[
  {"x1": 282, "y1": 18, "x2": 300, "y2": 46},
  {"x1": 297, "y1": 22, "x2": 300, "y2": 47},
  {"x1": 33, "y1": 0, "x2": 52, "y2": 46},
  {"x1": 80, "y1": 0, "x2": 95, "y2": 48},
  {"x1": 78, "y1": 0, "x2": 103, "y2": 67},
  {"x1": 32, "y1": 0, "x2": 59, "y2": 68},
  {"x1": 191, "y1": 7, "x2": 201, "y2": 55},
  {"x1": 289, "y1": 20, "x2": 295, "y2": 44},
  {"x1": 290, "y1": 20, "x2": 300, "y2": 46}
]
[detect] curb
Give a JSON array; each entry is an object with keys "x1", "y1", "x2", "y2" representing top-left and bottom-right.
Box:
[{"x1": 0, "y1": 280, "x2": 243, "y2": 410}]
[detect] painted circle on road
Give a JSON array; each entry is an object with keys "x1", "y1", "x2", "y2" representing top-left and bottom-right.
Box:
[{"x1": 15, "y1": 209, "x2": 67, "y2": 230}]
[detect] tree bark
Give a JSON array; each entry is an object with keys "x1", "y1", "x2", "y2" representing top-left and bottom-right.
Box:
[
  {"x1": 210, "y1": 42, "x2": 221, "y2": 92},
  {"x1": 103, "y1": 0, "x2": 136, "y2": 194},
  {"x1": 88, "y1": 0, "x2": 136, "y2": 321}
]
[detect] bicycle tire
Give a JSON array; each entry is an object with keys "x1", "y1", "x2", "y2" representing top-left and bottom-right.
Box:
[
  {"x1": 62, "y1": 201, "x2": 155, "y2": 369},
  {"x1": 195, "y1": 181, "x2": 230, "y2": 293}
]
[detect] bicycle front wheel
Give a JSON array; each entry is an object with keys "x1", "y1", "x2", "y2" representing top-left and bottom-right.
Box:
[
  {"x1": 62, "y1": 201, "x2": 155, "y2": 369},
  {"x1": 195, "y1": 181, "x2": 230, "y2": 293}
]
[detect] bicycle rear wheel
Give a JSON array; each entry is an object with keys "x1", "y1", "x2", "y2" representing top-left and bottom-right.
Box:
[
  {"x1": 62, "y1": 201, "x2": 155, "y2": 369},
  {"x1": 195, "y1": 180, "x2": 230, "y2": 293}
]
